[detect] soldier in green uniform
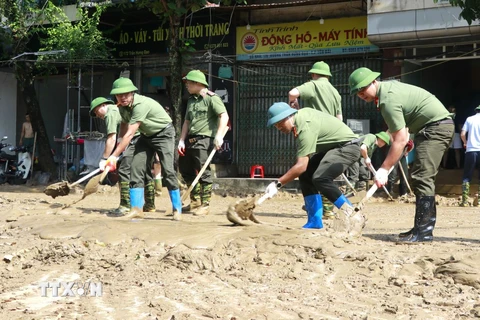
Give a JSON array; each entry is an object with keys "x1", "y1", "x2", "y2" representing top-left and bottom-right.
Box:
[
  {"x1": 288, "y1": 61, "x2": 342, "y2": 219},
  {"x1": 104, "y1": 78, "x2": 182, "y2": 220},
  {"x1": 360, "y1": 131, "x2": 390, "y2": 166},
  {"x1": 349, "y1": 67, "x2": 454, "y2": 242},
  {"x1": 178, "y1": 70, "x2": 229, "y2": 216},
  {"x1": 264, "y1": 102, "x2": 365, "y2": 235},
  {"x1": 360, "y1": 132, "x2": 413, "y2": 196},
  {"x1": 354, "y1": 131, "x2": 391, "y2": 190},
  {"x1": 288, "y1": 61, "x2": 342, "y2": 120},
  {"x1": 89, "y1": 97, "x2": 156, "y2": 216}
]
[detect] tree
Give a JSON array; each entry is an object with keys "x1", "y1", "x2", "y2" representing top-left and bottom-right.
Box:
[
  {"x1": 0, "y1": 1, "x2": 113, "y2": 179},
  {"x1": 435, "y1": 0, "x2": 479, "y2": 24}
]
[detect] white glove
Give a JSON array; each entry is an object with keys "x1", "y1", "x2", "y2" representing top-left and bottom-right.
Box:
[
  {"x1": 104, "y1": 155, "x2": 119, "y2": 171},
  {"x1": 374, "y1": 168, "x2": 389, "y2": 187},
  {"x1": 213, "y1": 136, "x2": 224, "y2": 150},
  {"x1": 265, "y1": 182, "x2": 279, "y2": 199},
  {"x1": 364, "y1": 157, "x2": 371, "y2": 166},
  {"x1": 177, "y1": 140, "x2": 185, "y2": 156},
  {"x1": 99, "y1": 158, "x2": 107, "y2": 170}
]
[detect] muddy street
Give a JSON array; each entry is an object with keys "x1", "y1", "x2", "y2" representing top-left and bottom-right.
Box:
[{"x1": 0, "y1": 184, "x2": 479, "y2": 319}]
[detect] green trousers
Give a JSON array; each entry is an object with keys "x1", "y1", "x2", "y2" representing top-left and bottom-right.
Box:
[
  {"x1": 411, "y1": 122, "x2": 454, "y2": 196},
  {"x1": 179, "y1": 136, "x2": 214, "y2": 204},
  {"x1": 299, "y1": 143, "x2": 361, "y2": 203},
  {"x1": 117, "y1": 136, "x2": 154, "y2": 208},
  {"x1": 130, "y1": 125, "x2": 179, "y2": 191}
]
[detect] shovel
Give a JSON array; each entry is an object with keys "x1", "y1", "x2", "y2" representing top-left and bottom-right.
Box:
[
  {"x1": 397, "y1": 157, "x2": 414, "y2": 196},
  {"x1": 226, "y1": 193, "x2": 269, "y2": 226},
  {"x1": 181, "y1": 126, "x2": 229, "y2": 203},
  {"x1": 341, "y1": 173, "x2": 357, "y2": 196},
  {"x1": 44, "y1": 168, "x2": 101, "y2": 199},
  {"x1": 366, "y1": 164, "x2": 394, "y2": 201},
  {"x1": 355, "y1": 166, "x2": 395, "y2": 212},
  {"x1": 81, "y1": 155, "x2": 124, "y2": 200}
]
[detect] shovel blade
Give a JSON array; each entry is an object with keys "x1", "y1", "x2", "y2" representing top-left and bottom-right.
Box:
[
  {"x1": 83, "y1": 174, "x2": 102, "y2": 198},
  {"x1": 44, "y1": 182, "x2": 70, "y2": 199},
  {"x1": 226, "y1": 197, "x2": 262, "y2": 226}
]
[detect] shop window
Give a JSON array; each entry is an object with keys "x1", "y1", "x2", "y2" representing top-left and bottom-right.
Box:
[{"x1": 142, "y1": 74, "x2": 166, "y2": 93}]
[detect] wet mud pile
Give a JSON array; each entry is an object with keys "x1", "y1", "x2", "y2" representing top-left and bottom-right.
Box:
[{"x1": 0, "y1": 186, "x2": 479, "y2": 319}]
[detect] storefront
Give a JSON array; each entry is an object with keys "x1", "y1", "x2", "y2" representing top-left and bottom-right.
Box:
[
  {"x1": 234, "y1": 16, "x2": 383, "y2": 176},
  {"x1": 368, "y1": 0, "x2": 480, "y2": 169}
]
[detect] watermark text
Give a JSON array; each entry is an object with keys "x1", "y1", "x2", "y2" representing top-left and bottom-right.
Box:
[{"x1": 39, "y1": 281, "x2": 102, "y2": 297}]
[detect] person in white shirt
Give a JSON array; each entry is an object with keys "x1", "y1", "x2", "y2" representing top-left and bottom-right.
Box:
[{"x1": 459, "y1": 105, "x2": 480, "y2": 206}]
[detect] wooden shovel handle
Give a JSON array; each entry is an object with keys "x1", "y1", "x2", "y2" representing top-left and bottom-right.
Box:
[
  {"x1": 69, "y1": 168, "x2": 101, "y2": 188},
  {"x1": 180, "y1": 126, "x2": 229, "y2": 203}
]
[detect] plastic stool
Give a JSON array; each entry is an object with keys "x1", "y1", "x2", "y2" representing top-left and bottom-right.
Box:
[{"x1": 250, "y1": 165, "x2": 265, "y2": 178}]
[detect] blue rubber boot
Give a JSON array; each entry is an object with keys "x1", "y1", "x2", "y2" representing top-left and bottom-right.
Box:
[
  {"x1": 129, "y1": 188, "x2": 145, "y2": 211},
  {"x1": 122, "y1": 188, "x2": 146, "y2": 219},
  {"x1": 334, "y1": 194, "x2": 352, "y2": 209},
  {"x1": 303, "y1": 194, "x2": 323, "y2": 229},
  {"x1": 334, "y1": 194, "x2": 365, "y2": 237},
  {"x1": 169, "y1": 189, "x2": 182, "y2": 221}
]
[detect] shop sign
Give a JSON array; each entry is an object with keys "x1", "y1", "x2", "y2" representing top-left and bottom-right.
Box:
[
  {"x1": 236, "y1": 16, "x2": 378, "y2": 60},
  {"x1": 111, "y1": 19, "x2": 234, "y2": 57}
]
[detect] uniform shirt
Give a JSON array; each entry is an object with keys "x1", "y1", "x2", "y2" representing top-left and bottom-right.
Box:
[
  {"x1": 296, "y1": 78, "x2": 342, "y2": 116},
  {"x1": 462, "y1": 113, "x2": 480, "y2": 152},
  {"x1": 104, "y1": 105, "x2": 122, "y2": 135},
  {"x1": 377, "y1": 81, "x2": 450, "y2": 134},
  {"x1": 186, "y1": 91, "x2": 227, "y2": 137},
  {"x1": 122, "y1": 94, "x2": 172, "y2": 137},
  {"x1": 295, "y1": 108, "x2": 357, "y2": 157},
  {"x1": 118, "y1": 105, "x2": 140, "y2": 137},
  {"x1": 361, "y1": 133, "x2": 377, "y2": 158}
]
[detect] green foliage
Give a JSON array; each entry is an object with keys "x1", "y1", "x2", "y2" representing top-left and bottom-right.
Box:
[
  {"x1": 38, "y1": 4, "x2": 114, "y2": 65},
  {"x1": 0, "y1": 0, "x2": 113, "y2": 66},
  {"x1": 434, "y1": 0, "x2": 479, "y2": 24}
]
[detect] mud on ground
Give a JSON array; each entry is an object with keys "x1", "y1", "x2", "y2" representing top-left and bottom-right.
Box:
[{"x1": 0, "y1": 184, "x2": 479, "y2": 319}]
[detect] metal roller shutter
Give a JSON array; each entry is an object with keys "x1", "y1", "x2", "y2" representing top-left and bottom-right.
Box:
[{"x1": 236, "y1": 57, "x2": 383, "y2": 177}]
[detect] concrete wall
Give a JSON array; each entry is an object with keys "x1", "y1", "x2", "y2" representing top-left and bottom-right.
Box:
[
  {"x1": 0, "y1": 71, "x2": 17, "y2": 145},
  {"x1": 367, "y1": 0, "x2": 480, "y2": 45},
  {"x1": 368, "y1": 0, "x2": 450, "y2": 13},
  {"x1": 241, "y1": 1, "x2": 365, "y2": 25}
]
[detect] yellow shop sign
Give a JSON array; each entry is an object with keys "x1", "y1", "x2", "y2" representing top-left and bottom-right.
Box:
[{"x1": 236, "y1": 16, "x2": 378, "y2": 60}]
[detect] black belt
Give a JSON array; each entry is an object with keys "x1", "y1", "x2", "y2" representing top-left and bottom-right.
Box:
[
  {"x1": 188, "y1": 135, "x2": 211, "y2": 144},
  {"x1": 426, "y1": 118, "x2": 454, "y2": 127},
  {"x1": 341, "y1": 136, "x2": 365, "y2": 147}
]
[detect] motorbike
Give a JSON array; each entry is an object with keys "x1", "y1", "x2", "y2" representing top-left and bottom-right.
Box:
[{"x1": 0, "y1": 136, "x2": 32, "y2": 185}]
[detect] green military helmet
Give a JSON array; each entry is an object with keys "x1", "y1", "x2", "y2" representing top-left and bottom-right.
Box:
[
  {"x1": 375, "y1": 131, "x2": 390, "y2": 145},
  {"x1": 182, "y1": 70, "x2": 209, "y2": 87},
  {"x1": 267, "y1": 102, "x2": 298, "y2": 127},
  {"x1": 349, "y1": 67, "x2": 381, "y2": 95},
  {"x1": 90, "y1": 97, "x2": 114, "y2": 117},
  {"x1": 110, "y1": 77, "x2": 138, "y2": 95},
  {"x1": 308, "y1": 61, "x2": 332, "y2": 77}
]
